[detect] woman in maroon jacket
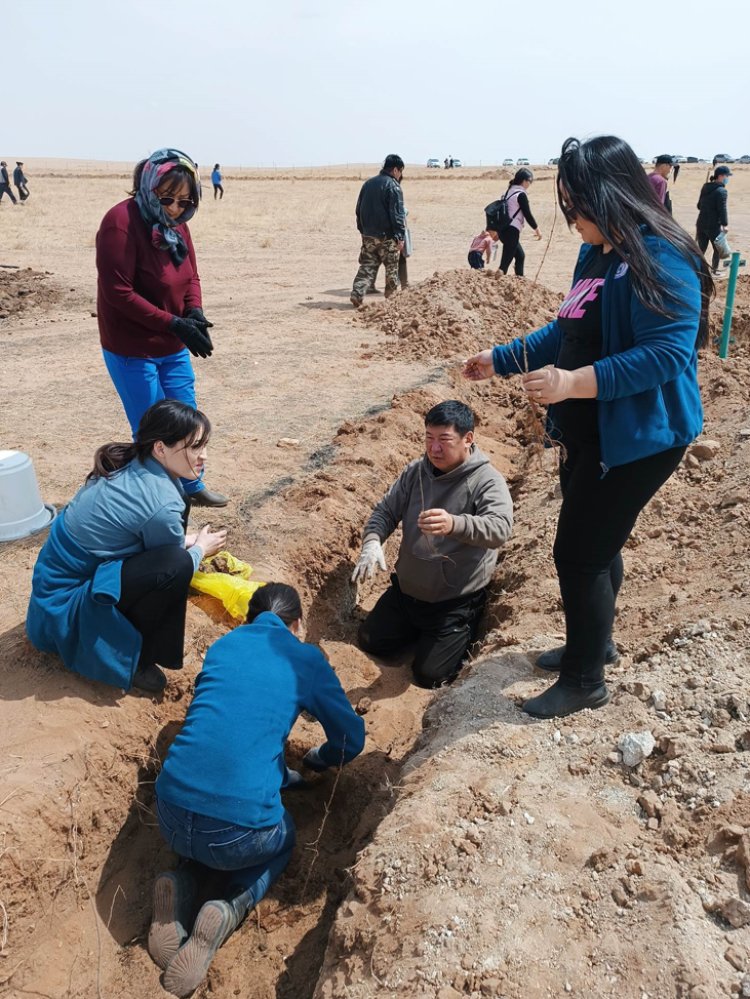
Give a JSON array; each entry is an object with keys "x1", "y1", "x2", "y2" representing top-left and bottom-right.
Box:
[{"x1": 96, "y1": 148, "x2": 227, "y2": 507}]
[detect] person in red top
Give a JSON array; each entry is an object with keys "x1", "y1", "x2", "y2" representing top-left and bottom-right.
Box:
[
  {"x1": 647, "y1": 154, "x2": 673, "y2": 209},
  {"x1": 96, "y1": 148, "x2": 227, "y2": 507}
]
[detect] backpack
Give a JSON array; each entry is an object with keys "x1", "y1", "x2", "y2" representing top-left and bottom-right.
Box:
[{"x1": 484, "y1": 190, "x2": 522, "y2": 233}]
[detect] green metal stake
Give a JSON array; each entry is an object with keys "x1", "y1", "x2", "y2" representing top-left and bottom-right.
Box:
[{"x1": 719, "y1": 251, "x2": 742, "y2": 359}]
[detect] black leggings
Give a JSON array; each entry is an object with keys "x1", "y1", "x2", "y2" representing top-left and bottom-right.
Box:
[
  {"x1": 116, "y1": 545, "x2": 194, "y2": 671},
  {"x1": 498, "y1": 226, "x2": 524, "y2": 276},
  {"x1": 696, "y1": 229, "x2": 720, "y2": 272},
  {"x1": 553, "y1": 442, "x2": 686, "y2": 687},
  {"x1": 213, "y1": 183, "x2": 224, "y2": 199}
]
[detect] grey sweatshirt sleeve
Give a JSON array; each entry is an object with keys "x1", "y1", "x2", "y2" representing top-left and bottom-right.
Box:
[
  {"x1": 362, "y1": 465, "x2": 413, "y2": 541},
  {"x1": 449, "y1": 471, "x2": 513, "y2": 549}
]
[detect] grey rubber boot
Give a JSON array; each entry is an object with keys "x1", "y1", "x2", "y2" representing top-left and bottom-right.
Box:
[{"x1": 148, "y1": 868, "x2": 197, "y2": 970}]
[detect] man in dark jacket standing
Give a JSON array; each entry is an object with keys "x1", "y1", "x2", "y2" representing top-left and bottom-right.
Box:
[
  {"x1": 13, "y1": 162, "x2": 29, "y2": 201},
  {"x1": 696, "y1": 165, "x2": 731, "y2": 274},
  {"x1": 350, "y1": 154, "x2": 406, "y2": 308},
  {"x1": 0, "y1": 161, "x2": 17, "y2": 204},
  {"x1": 351, "y1": 400, "x2": 513, "y2": 688}
]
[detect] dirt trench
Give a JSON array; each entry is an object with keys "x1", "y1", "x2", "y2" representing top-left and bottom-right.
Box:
[{"x1": 0, "y1": 360, "x2": 534, "y2": 999}]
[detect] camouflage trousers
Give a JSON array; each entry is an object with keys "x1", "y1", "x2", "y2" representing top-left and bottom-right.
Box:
[{"x1": 352, "y1": 236, "x2": 400, "y2": 300}]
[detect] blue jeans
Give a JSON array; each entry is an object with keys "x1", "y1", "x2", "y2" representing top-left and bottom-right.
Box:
[
  {"x1": 155, "y1": 797, "x2": 295, "y2": 907},
  {"x1": 102, "y1": 348, "x2": 204, "y2": 495}
]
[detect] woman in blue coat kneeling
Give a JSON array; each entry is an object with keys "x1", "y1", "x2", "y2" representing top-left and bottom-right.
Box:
[
  {"x1": 150, "y1": 583, "x2": 365, "y2": 997},
  {"x1": 26, "y1": 400, "x2": 226, "y2": 693},
  {"x1": 465, "y1": 135, "x2": 713, "y2": 720}
]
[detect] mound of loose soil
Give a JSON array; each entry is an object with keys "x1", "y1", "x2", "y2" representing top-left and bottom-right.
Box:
[
  {"x1": 0, "y1": 267, "x2": 62, "y2": 322},
  {"x1": 356, "y1": 268, "x2": 563, "y2": 360}
]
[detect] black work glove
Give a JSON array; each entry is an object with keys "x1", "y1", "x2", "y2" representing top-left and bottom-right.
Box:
[
  {"x1": 184, "y1": 306, "x2": 214, "y2": 330},
  {"x1": 170, "y1": 316, "x2": 213, "y2": 358}
]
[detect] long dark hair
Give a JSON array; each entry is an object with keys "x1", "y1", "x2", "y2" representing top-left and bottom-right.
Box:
[
  {"x1": 88, "y1": 400, "x2": 211, "y2": 480},
  {"x1": 556, "y1": 136, "x2": 713, "y2": 346},
  {"x1": 246, "y1": 583, "x2": 302, "y2": 625},
  {"x1": 509, "y1": 168, "x2": 533, "y2": 187},
  {"x1": 130, "y1": 161, "x2": 200, "y2": 204}
]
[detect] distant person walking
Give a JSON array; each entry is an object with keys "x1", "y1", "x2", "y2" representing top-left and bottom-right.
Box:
[
  {"x1": 211, "y1": 164, "x2": 223, "y2": 200},
  {"x1": 350, "y1": 154, "x2": 406, "y2": 308},
  {"x1": 497, "y1": 169, "x2": 542, "y2": 277},
  {"x1": 648, "y1": 155, "x2": 673, "y2": 212},
  {"x1": 13, "y1": 162, "x2": 29, "y2": 201},
  {"x1": 95, "y1": 147, "x2": 227, "y2": 508},
  {"x1": 0, "y1": 161, "x2": 17, "y2": 204},
  {"x1": 468, "y1": 227, "x2": 500, "y2": 269},
  {"x1": 696, "y1": 165, "x2": 731, "y2": 275}
]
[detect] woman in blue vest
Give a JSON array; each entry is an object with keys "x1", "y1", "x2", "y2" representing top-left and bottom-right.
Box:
[
  {"x1": 150, "y1": 582, "x2": 365, "y2": 997},
  {"x1": 26, "y1": 400, "x2": 226, "y2": 693},
  {"x1": 464, "y1": 135, "x2": 712, "y2": 719}
]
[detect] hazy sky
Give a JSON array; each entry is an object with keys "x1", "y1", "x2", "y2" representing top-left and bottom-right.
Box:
[{"x1": 6, "y1": 0, "x2": 750, "y2": 166}]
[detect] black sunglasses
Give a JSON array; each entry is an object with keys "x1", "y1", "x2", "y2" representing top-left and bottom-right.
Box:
[{"x1": 158, "y1": 196, "x2": 195, "y2": 209}]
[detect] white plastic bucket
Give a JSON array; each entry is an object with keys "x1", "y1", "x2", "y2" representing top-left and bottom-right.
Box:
[{"x1": 0, "y1": 450, "x2": 56, "y2": 542}]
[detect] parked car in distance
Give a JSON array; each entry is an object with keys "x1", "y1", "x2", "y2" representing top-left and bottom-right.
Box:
[
  {"x1": 502, "y1": 158, "x2": 514, "y2": 167},
  {"x1": 548, "y1": 157, "x2": 559, "y2": 166},
  {"x1": 673, "y1": 155, "x2": 687, "y2": 163},
  {"x1": 737, "y1": 155, "x2": 750, "y2": 164},
  {"x1": 426, "y1": 158, "x2": 441, "y2": 168},
  {"x1": 451, "y1": 159, "x2": 463, "y2": 168},
  {"x1": 517, "y1": 157, "x2": 530, "y2": 166},
  {"x1": 713, "y1": 153, "x2": 733, "y2": 163},
  {"x1": 686, "y1": 156, "x2": 700, "y2": 163}
]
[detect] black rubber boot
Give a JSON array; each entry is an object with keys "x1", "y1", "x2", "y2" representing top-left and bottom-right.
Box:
[
  {"x1": 536, "y1": 638, "x2": 619, "y2": 673},
  {"x1": 522, "y1": 679, "x2": 610, "y2": 718},
  {"x1": 189, "y1": 489, "x2": 229, "y2": 508},
  {"x1": 132, "y1": 662, "x2": 167, "y2": 693}
]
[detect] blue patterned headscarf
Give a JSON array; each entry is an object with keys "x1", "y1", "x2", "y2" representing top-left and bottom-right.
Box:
[{"x1": 134, "y1": 148, "x2": 201, "y2": 265}]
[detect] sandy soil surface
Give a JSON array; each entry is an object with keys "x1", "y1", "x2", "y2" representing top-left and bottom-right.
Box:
[{"x1": 0, "y1": 164, "x2": 749, "y2": 999}]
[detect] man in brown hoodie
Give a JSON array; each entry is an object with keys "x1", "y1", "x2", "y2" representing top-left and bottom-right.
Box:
[{"x1": 352, "y1": 400, "x2": 513, "y2": 688}]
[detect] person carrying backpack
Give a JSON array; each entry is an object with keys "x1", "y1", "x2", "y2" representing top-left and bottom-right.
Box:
[{"x1": 486, "y1": 168, "x2": 542, "y2": 276}]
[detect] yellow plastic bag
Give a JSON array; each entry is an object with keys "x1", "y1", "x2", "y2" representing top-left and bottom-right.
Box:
[{"x1": 190, "y1": 551, "x2": 265, "y2": 621}]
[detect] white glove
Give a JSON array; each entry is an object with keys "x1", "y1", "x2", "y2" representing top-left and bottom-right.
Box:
[{"x1": 351, "y1": 533, "x2": 386, "y2": 582}]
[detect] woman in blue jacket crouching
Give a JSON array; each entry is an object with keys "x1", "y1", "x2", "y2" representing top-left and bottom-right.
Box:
[
  {"x1": 464, "y1": 134, "x2": 713, "y2": 720},
  {"x1": 26, "y1": 400, "x2": 226, "y2": 694},
  {"x1": 151, "y1": 583, "x2": 365, "y2": 997}
]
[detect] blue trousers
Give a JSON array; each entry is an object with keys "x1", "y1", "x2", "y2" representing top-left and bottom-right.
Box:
[
  {"x1": 155, "y1": 797, "x2": 295, "y2": 908},
  {"x1": 102, "y1": 349, "x2": 204, "y2": 494}
]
